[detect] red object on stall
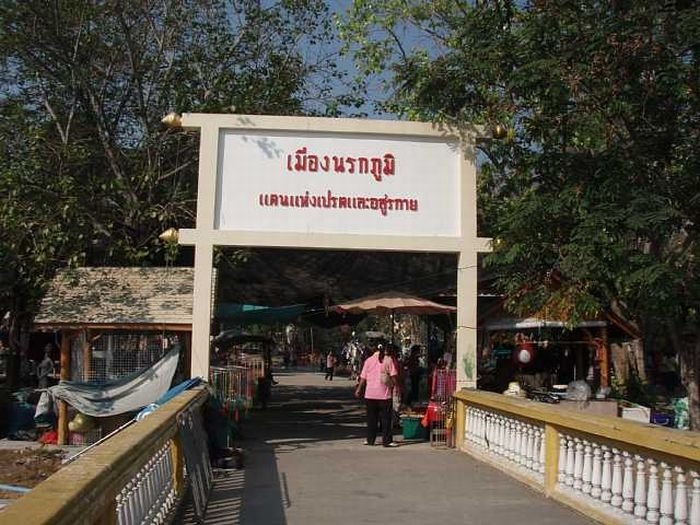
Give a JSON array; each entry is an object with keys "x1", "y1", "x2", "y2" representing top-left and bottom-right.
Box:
[
  {"x1": 513, "y1": 333, "x2": 536, "y2": 365},
  {"x1": 39, "y1": 429, "x2": 58, "y2": 445}
]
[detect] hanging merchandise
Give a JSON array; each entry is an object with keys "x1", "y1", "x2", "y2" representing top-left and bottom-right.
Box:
[{"x1": 513, "y1": 333, "x2": 536, "y2": 365}]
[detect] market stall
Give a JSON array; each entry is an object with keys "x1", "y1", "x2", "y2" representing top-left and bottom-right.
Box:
[{"x1": 33, "y1": 267, "x2": 193, "y2": 445}]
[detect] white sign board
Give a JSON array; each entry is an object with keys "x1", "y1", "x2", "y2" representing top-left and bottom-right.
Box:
[{"x1": 215, "y1": 130, "x2": 461, "y2": 237}]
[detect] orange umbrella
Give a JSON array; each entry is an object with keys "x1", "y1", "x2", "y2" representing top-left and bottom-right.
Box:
[{"x1": 332, "y1": 291, "x2": 456, "y2": 316}]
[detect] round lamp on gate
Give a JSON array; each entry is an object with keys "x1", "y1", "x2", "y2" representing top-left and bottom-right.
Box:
[{"x1": 159, "y1": 227, "x2": 179, "y2": 243}]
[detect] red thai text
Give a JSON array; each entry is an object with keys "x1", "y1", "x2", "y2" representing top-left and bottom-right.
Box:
[
  {"x1": 286, "y1": 147, "x2": 395, "y2": 182},
  {"x1": 258, "y1": 190, "x2": 418, "y2": 216}
]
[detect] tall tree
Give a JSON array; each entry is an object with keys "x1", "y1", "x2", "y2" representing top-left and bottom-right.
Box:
[
  {"x1": 0, "y1": 0, "x2": 356, "y2": 381},
  {"x1": 343, "y1": 1, "x2": 700, "y2": 426}
]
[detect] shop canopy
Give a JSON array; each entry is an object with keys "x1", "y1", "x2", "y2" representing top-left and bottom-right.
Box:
[
  {"x1": 216, "y1": 303, "x2": 305, "y2": 325},
  {"x1": 216, "y1": 302, "x2": 365, "y2": 328}
]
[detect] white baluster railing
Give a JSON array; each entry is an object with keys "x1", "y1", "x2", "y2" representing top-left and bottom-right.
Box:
[
  {"x1": 463, "y1": 404, "x2": 544, "y2": 483},
  {"x1": 457, "y1": 391, "x2": 700, "y2": 525},
  {"x1": 553, "y1": 437, "x2": 700, "y2": 525},
  {"x1": 115, "y1": 441, "x2": 179, "y2": 525}
]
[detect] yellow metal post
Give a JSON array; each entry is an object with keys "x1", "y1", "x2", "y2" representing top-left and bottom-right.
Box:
[
  {"x1": 170, "y1": 435, "x2": 185, "y2": 496},
  {"x1": 544, "y1": 423, "x2": 559, "y2": 496},
  {"x1": 455, "y1": 398, "x2": 466, "y2": 449}
]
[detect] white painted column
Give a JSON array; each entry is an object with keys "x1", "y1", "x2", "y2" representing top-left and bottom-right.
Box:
[
  {"x1": 190, "y1": 244, "x2": 214, "y2": 379},
  {"x1": 456, "y1": 135, "x2": 490, "y2": 390},
  {"x1": 456, "y1": 249, "x2": 478, "y2": 390},
  {"x1": 182, "y1": 121, "x2": 220, "y2": 379}
]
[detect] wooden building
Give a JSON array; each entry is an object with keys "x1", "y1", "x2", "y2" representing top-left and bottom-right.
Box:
[{"x1": 34, "y1": 267, "x2": 194, "y2": 444}]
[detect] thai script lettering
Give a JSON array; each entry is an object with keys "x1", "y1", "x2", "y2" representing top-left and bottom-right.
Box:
[
  {"x1": 258, "y1": 190, "x2": 418, "y2": 217},
  {"x1": 286, "y1": 147, "x2": 395, "y2": 182}
]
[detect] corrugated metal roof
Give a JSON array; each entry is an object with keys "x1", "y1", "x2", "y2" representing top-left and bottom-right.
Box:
[{"x1": 34, "y1": 267, "x2": 194, "y2": 326}]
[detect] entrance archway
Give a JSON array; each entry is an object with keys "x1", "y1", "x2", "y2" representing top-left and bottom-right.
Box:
[{"x1": 177, "y1": 114, "x2": 490, "y2": 389}]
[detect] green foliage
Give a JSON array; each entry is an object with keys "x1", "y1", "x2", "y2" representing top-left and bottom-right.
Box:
[
  {"x1": 342, "y1": 0, "x2": 700, "y2": 421},
  {"x1": 0, "y1": 0, "x2": 360, "y2": 351},
  {"x1": 342, "y1": 0, "x2": 700, "y2": 329}
]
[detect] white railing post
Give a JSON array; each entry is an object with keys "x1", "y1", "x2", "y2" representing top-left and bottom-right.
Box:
[
  {"x1": 537, "y1": 429, "x2": 546, "y2": 474},
  {"x1": 573, "y1": 438, "x2": 584, "y2": 490},
  {"x1": 690, "y1": 471, "x2": 700, "y2": 525},
  {"x1": 591, "y1": 445, "x2": 602, "y2": 499},
  {"x1": 526, "y1": 425, "x2": 535, "y2": 470},
  {"x1": 477, "y1": 409, "x2": 484, "y2": 446},
  {"x1": 601, "y1": 446, "x2": 612, "y2": 503},
  {"x1": 509, "y1": 421, "x2": 518, "y2": 461},
  {"x1": 504, "y1": 419, "x2": 512, "y2": 459},
  {"x1": 558, "y1": 435, "x2": 568, "y2": 483},
  {"x1": 565, "y1": 436, "x2": 576, "y2": 487},
  {"x1": 517, "y1": 422, "x2": 526, "y2": 465},
  {"x1": 674, "y1": 466, "x2": 688, "y2": 525},
  {"x1": 611, "y1": 448, "x2": 623, "y2": 508},
  {"x1": 660, "y1": 462, "x2": 674, "y2": 525},
  {"x1": 498, "y1": 415, "x2": 506, "y2": 455},
  {"x1": 582, "y1": 441, "x2": 593, "y2": 495},
  {"x1": 634, "y1": 455, "x2": 647, "y2": 519},
  {"x1": 622, "y1": 451, "x2": 635, "y2": 513},
  {"x1": 648, "y1": 459, "x2": 661, "y2": 524}
]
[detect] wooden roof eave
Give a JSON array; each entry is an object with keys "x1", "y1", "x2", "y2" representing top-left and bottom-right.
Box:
[{"x1": 33, "y1": 322, "x2": 193, "y2": 332}]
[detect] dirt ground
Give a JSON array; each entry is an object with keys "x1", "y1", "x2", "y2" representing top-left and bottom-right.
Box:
[{"x1": 0, "y1": 448, "x2": 65, "y2": 500}]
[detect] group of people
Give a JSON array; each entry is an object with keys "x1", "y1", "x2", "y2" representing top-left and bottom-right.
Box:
[{"x1": 319, "y1": 339, "x2": 451, "y2": 447}]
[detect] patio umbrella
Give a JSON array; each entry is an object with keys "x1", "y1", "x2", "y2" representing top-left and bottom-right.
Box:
[
  {"x1": 331, "y1": 291, "x2": 456, "y2": 343},
  {"x1": 332, "y1": 291, "x2": 456, "y2": 316}
]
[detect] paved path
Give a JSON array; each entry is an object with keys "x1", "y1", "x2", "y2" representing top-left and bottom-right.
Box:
[{"x1": 187, "y1": 369, "x2": 594, "y2": 525}]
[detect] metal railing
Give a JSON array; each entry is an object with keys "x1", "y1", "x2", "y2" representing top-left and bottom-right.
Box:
[
  {"x1": 454, "y1": 390, "x2": 700, "y2": 525},
  {"x1": 0, "y1": 387, "x2": 208, "y2": 525}
]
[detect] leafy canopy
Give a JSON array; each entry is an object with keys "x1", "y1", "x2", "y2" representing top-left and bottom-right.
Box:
[
  {"x1": 342, "y1": 1, "x2": 700, "y2": 332},
  {"x1": 0, "y1": 0, "x2": 358, "y2": 337}
]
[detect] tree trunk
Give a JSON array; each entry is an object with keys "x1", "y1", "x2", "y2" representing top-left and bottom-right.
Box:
[{"x1": 679, "y1": 336, "x2": 700, "y2": 431}]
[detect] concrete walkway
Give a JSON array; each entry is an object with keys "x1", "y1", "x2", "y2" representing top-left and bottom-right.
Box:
[{"x1": 187, "y1": 369, "x2": 594, "y2": 525}]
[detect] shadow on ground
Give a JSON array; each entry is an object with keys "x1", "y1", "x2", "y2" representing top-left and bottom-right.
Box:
[{"x1": 183, "y1": 369, "x2": 363, "y2": 525}]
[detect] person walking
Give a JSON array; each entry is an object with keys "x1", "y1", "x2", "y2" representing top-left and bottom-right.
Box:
[
  {"x1": 324, "y1": 351, "x2": 337, "y2": 381},
  {"x1": 354, "y1": 344, "x2": 399, "y2": 447}
]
